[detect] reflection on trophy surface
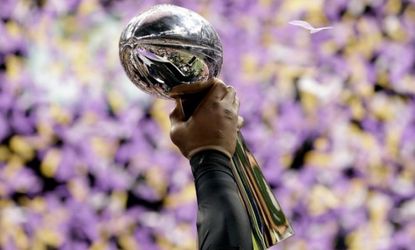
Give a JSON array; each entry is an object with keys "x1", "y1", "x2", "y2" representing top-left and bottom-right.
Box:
[
  {"x1": 119, "y1": 4, "x2": 222, "y2": 99},
  {"x1": 119, "y1": 4, "x2": 294, "y2": 248}
]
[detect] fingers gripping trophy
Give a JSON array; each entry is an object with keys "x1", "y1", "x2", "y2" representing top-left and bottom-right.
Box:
[{"x1": 119, "y1": 4, "x2": 293, "y2": 249}]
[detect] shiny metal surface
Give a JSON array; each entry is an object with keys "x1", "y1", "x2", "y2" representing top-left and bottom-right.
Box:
[
  {"x1": 119, "y1": 4, "x2": 222, "y2": 99},
  {"x1": 233, "y1": 132, "x2": 294, "y2": 248},
  {"x1": 119, "y1": 4, "x2": 293, "y2": 248}
]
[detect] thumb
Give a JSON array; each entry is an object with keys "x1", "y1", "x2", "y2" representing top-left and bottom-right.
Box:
[
  {"x1": 169, "y1": 100, "x2": 188, "y2": 149},
  {"x1": 169, "y1": 99, "x2": 186, "y2": 125}
]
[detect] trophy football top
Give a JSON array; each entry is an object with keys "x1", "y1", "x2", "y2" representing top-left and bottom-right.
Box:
[{"x1": 119, "y1": 4, "x2": 223, "y2": 99}]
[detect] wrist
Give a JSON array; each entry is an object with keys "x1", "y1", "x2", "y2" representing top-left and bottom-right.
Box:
[
  {"x1": 187, "y1": 146, "x2": 233, "y2": 159},
  {"x1": 189, "y1": 149, "x2": 232, "y2": 180}
]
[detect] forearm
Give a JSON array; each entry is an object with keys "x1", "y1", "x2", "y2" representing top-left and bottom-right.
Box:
[{"x1": 190, "y1": 150, "x2": 252, "y2": 250}]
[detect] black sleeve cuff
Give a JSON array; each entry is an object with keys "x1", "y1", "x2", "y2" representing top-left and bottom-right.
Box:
[{"x1": 190, "y1": 150, "x2": 234, "y2": 181}]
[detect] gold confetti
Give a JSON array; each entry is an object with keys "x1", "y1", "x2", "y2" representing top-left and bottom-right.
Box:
[{"x1": 41, "y1": 149, "x2": 61, "y2": 178}]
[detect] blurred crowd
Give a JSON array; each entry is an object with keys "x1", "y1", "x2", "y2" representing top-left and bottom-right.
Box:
[{"x1": 0, "y1": 0, "x2": 414, "y2": 249}]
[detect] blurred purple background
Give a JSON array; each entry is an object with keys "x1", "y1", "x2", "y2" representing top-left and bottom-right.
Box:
[{"x1": 1, "y1": 0, "x2": 414, "y2": 249}]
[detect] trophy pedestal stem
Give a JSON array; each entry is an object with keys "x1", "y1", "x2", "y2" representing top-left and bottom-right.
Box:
[{"x1": 231, "y1": 132, "x2": 294, "y2": 248}]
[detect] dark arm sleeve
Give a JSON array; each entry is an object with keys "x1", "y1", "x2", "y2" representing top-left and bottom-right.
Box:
[{"x1": 190, "y1": 150, "x2": 253, "y2": 250}]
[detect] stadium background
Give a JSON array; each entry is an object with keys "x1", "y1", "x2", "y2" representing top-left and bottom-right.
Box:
[{"x1": 1, "y1": 0, "x2": 414, "y2": 249}]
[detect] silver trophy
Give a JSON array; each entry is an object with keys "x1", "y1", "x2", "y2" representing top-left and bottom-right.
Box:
[{"x1": 119, "y1": 4, "x2": 293, "y2": 248}]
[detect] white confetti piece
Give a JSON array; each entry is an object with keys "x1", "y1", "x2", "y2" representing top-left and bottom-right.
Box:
[{"x1": 288, "y1": 20, "x2": 333, "y2": 33}]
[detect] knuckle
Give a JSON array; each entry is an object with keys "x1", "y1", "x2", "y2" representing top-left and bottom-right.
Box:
[
  {"x1": 213, "y1": 78, "x2": 225, "y2": 85},
  {"x1": 210, "y1": 100, "x2": 221, "y2": 109},
  {"x1": 224, "y1": 108, "x2": 235, "y2": 118},
  {"x1": 214, "y1": 81, "x2": 227, "y2": 91}
]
